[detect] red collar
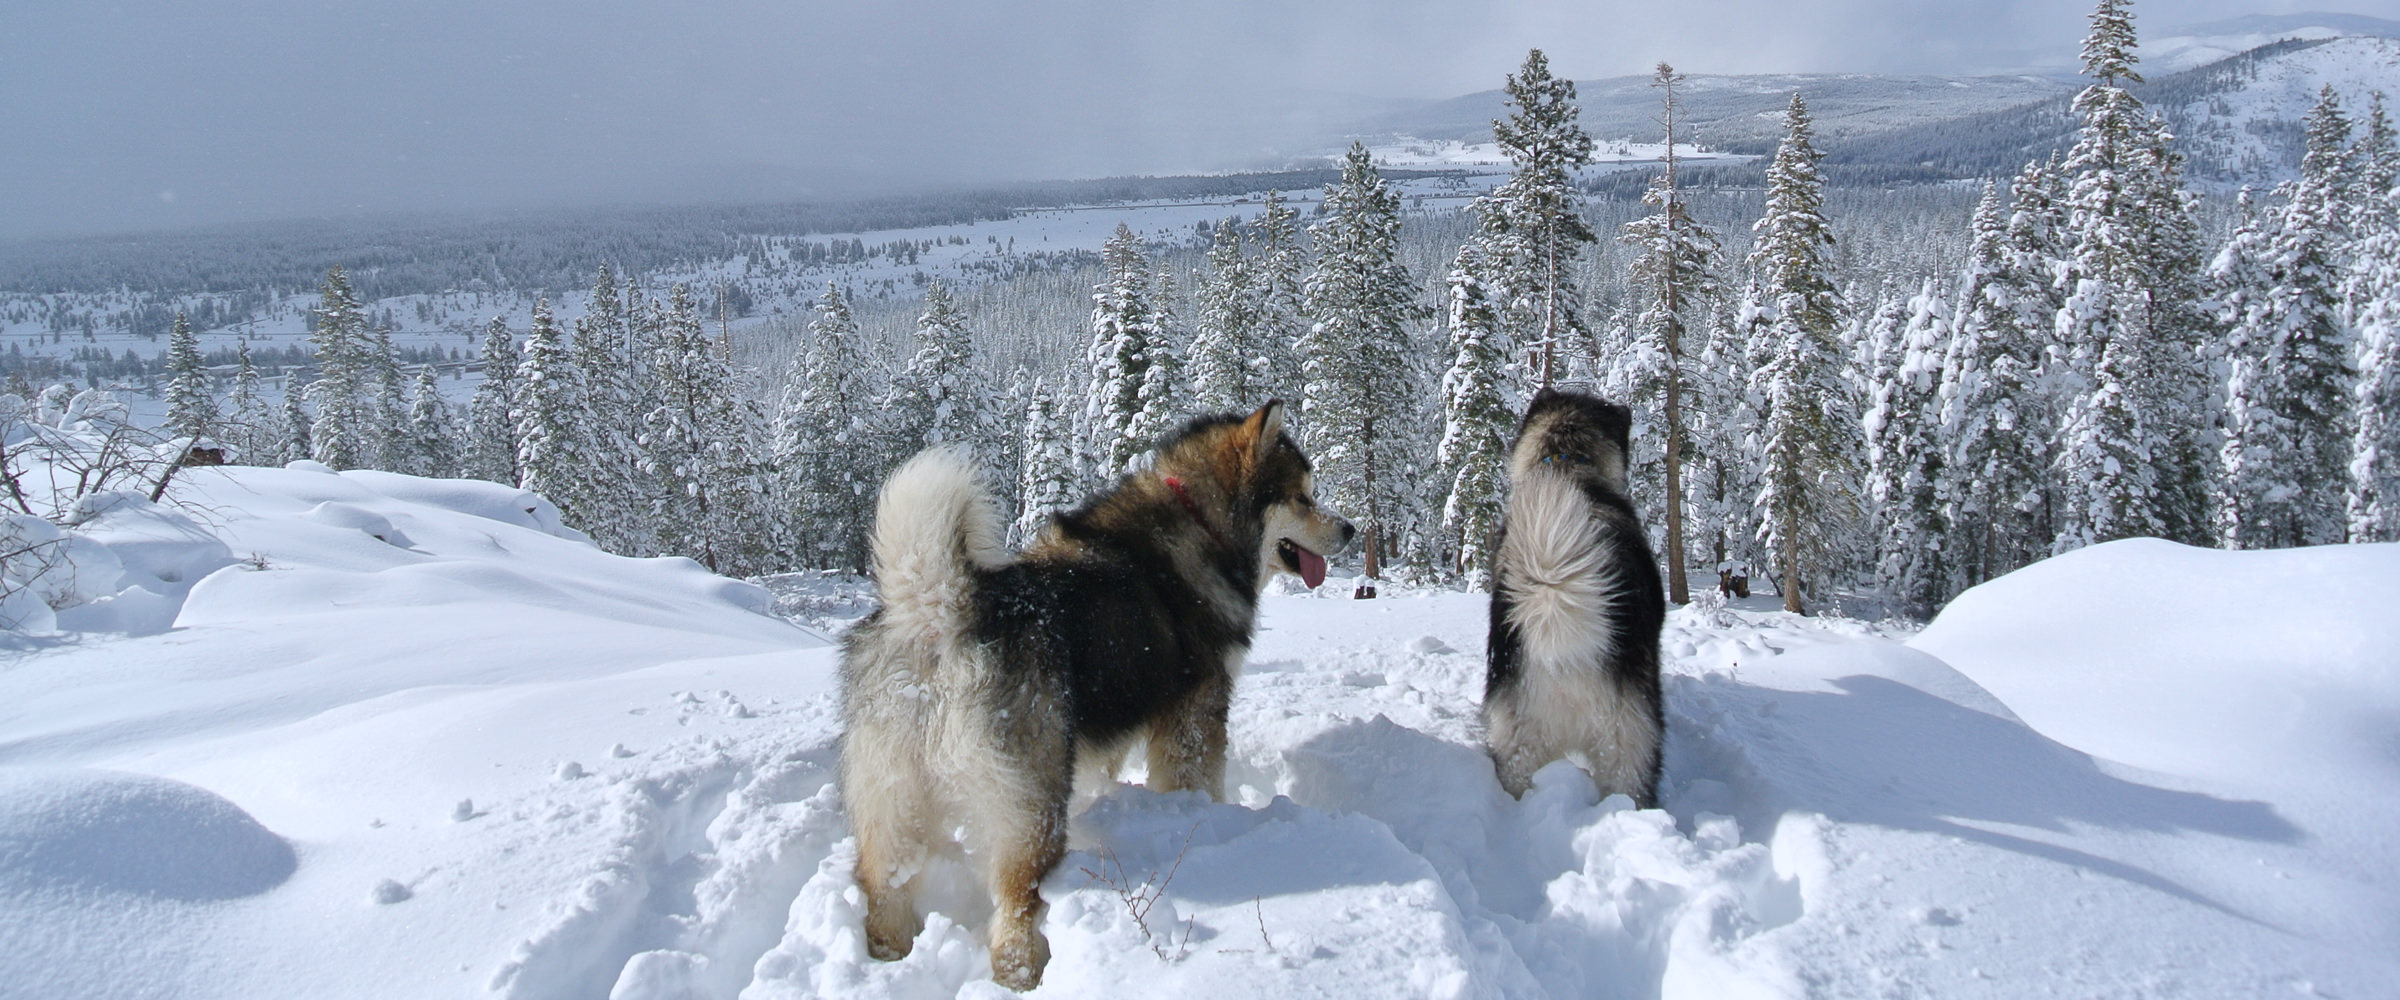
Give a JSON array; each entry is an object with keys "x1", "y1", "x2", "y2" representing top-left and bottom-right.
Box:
[{"x1": 1163, "y1": 476, "x2": 1235, "y2": 551}]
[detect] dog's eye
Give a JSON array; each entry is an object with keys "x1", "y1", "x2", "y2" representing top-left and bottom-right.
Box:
[{"x1": 1296, "y1": 495, "x2": 1315, "y2": 509}]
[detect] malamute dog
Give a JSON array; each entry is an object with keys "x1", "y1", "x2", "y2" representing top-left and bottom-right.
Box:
[
  {"x1": 838, "y1": 400, "x2": 1351, "y2": 990},
  {"x1": 1484, "y1": 389, "x2": 1667, "y2": 806}
]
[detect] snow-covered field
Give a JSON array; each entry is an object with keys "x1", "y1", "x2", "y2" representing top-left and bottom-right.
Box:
[{"x1": 3, "y1": 466, "x2": 2396, "y2": 999}]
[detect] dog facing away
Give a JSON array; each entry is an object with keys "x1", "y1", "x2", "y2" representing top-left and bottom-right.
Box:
[
  {"x1": 838, "y1": 400, "x2": 1352, "y2": 991},
  {"x1": 1484, "y1": 388, "x2": 1667, "y2": 806}
]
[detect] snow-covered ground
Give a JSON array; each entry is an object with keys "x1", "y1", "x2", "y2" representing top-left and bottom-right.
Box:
[{"x1": 3, "y1": 466, "x2": 2395, "y2": 998}]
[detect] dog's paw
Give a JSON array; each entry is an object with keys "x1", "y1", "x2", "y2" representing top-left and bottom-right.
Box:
[
  {"x1": 989, "y1": 926, "x2": 1050, "y2": 992},
  {"x1": 863, "y1": 908, "x2": 919, "y2": 962}
]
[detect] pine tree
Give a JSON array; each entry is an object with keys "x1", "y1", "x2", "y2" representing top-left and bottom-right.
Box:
[
  {"x1": 281, "y1": 382, "x2": 312, "y2": 465},
  {"x1": 1252, "y1": 191, "x2": 1310, "y2": 407},
  {"x1": 1301, "y1": 142, "x2": 1427, "y2": 591},
  {"x1": 1013, "y1": 378, "x2": 1080, "y2": 546},
  {"x1": 775, "y1": 283, "x2": 880, "y2": 570},
  {"x1": 162, "y1": 311, "x2": 216, "y2": 442},
  {"x1": 2219, "y1": 87, "x2": 2359, "y2": 548},
  {"x1": 1481, "y1": 49, "x2": 1597, "y2": 388},
  {"x1": 574, "y1": 264, "x2": 660, "y2": 555},
  {"x1": 464, "y1": 317, "x2": 524, "y2": 485},
  {"x1": 1188, "y1": 220, "x2": 1263, "y2": 413},
  {"x1": 1437, "y1": 240, "x2": 1514, "y2": 588},
  {"x1": 307, "y1": 267, "x2": 372, "y2": 470},
  {"x1": 1865, "y1": 278, "x2": 1951, "y2": 614},
  {"x1": 2351, "y1": 250, "x2": 2400, "y2": 541},
  {"x1": 2349, "y1": 92, "x2": 2399, "y2": 238},
  {"x1": 1746, "y1": 93, "x2": 1859, "y2": 615},
  {"x1": 883, "y1": 282, "x2": 999, "y2": 470},
  {"x1": 1618, "y1": 60, "x2": 1725, "y2": 602},
  {"x1": 2052, "y1": 0, "x2": 2209, "y2": 549},
  {"x1": 405, "y1": 365, "x2": 458, "y2": 478},
  {"x1": 514, "y1": 299, "x2": 594, "y2": 529},
  {"x1": 1942, "y1": 183, "x2": 2055, "y2": 592},
  {"x1": 1133, "y1": 264, "x2": 1188, "y2": 452},
  {"x1": 645, "y1": 284, "x2": 775, "y2": 575},
  {"x1": 1085, "y1": 225, "x2": 1174, "y2": 478},
  {"x1": 225, "y1": 340, "x2": 280, "y2": 464}
]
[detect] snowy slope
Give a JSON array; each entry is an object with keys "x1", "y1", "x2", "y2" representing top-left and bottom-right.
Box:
[
  {"x1": 2163, "y1": 35, "x2": 2400, "y2": 185},
  {"x1": 2147, "y1": 13, "x2": 2400, "y2": 74},
  {"x1": 2, "y1": 470, "x2": 2395, "y2": 999}
]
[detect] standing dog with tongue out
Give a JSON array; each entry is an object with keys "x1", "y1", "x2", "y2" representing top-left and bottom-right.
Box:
[{"x1": 837, "y1": 400, "x2": 1351, "y2": 991}]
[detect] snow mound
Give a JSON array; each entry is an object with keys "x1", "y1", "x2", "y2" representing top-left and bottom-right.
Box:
[
  {"x1": 1914, "y1": 538, "x2": 2400, "y2": 784},
  {"x1": 0, "y1": 767, "x2": 295, "y2": 900}
]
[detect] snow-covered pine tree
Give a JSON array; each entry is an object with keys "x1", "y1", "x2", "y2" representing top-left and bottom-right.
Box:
[
  {"x1": 1617, "y1": 61, "x2": 1725, "y2": 603},
  {"x1": 1188, "y1": 220, "x2": 1263, "y2": 413},
  {"x1": 1301, "y1": 142, "x2": 1427, "y2": 592},
  {"x1": 280, "y1": 381, "x2": 312, "y2": 465},
  {"x1": 1865, "y1": 278, "x2": 1951, "y2": 615},
  {"x1": 307, "y1": 267, "x2": 372, "y2": 470},
  {"x1": 1746, "y1": 93, "x2": 1860, "y2": 615},
  {"x1": 513, "y1": 298, "x2": 595, "y2": 531},
  {"x1": 573, "y1": 264, "x2": 660, "y2": 556},
  {"x1": 224, "y1": 340, "x2": 280, "y2": 464},
  {"x1": 1133, "y1": 264, "x2": 1188, "y2": 451},
  {"x1": 2351, "y1": 240, "x2": 2400, "y2": 541},
  {"x1": 1685, "y1": 304, "x2": 1760, "y2": 594},
  {"x1": 405, "y1": 364, "x2": 458, "y2": 478},
  {"x1": 2349, "y1": 91, "x2": 2397, "y2": 237},
  {"x1": 1252, "y1": 191, "x2": 1310, "y2": 408},
  {"x1": 1437, "y1": 240, "x2": 1514, "y2": 588},
  {"x1": 463, "y1": 317, "x2": 524, "y2": 485},
  {"x1": 2218, "y1": 86, "x2": 2359, "y2": 549},
  {"x1": 644, "y1": 284, "x2": 776, "y2": 575},
  {"x1": 775, "y1": 282, "x2": 880, "y2": 571},
  {"x1": 1942, "y1": 183, "x2": 2055, "y2": 592},
  {"x1": 1085, "y1": 224, "x2": 1174, "y2": 478},
  {"x1": 1013, "y1": 377, "x2": 1080, "y2": 547},
  {"x1": 162, "y1": 312, "x2": 216, "y2": 443},
  {"x1": 1486, "y1": 49, "x2": 1596, "y2": 388},
  {"x1": 2052, "y1": 0, "x2": 2205, "y2": 549},
  {"x1": 362, "y1": 321, "x2": 408, "y2": 472},
  {"x1": 883, "y1": 282, "x2": 999, "y2": 471},
  {"x1": 2127, "y1": 110, "x2": 2218, "y2": 544},
  {"x1": 2006, "y1": 154, "x2": 2072, "y2": 337}
]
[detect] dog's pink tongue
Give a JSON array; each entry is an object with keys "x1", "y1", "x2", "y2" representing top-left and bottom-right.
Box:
[{"x1": 1297, "y1": 546, "x2": 1326, "y2": 588}]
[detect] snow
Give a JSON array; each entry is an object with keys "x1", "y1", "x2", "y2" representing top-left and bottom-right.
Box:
[{"x1": 2, "y1": 468, "x2": 2395, "y2": 998}]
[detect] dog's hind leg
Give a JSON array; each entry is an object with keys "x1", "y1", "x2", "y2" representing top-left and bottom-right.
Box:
[
  {"x1": 1145, "y1": 666, "x2": 1232, "y2": 799},
  {"x1": 961, "y1": 741, "x2": 1068, "y2": 992},
  {"x1": 844, "y1": 745, "x2": 933, "y2": 962},
  {"x1": 1484, "y1": 696, "x2": 1561, "y2": 799}
]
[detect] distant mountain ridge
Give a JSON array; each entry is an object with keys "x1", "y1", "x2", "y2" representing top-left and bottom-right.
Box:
[
  {"x1": 1833, "y1": 35, "x2": 2400, "y2": 188},
  {"x1": 1351, "y1": 15, "x2": 2400, "y2": 191}
]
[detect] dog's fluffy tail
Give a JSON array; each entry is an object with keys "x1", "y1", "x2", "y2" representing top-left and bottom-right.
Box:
[{"x1": 868, "y1": 447, "x2": 1011, "y2": 646}]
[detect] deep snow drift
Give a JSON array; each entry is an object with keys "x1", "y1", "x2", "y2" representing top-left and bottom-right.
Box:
[{"x1": 1, "y1": 465, "x2": 2394, "y2": 999}]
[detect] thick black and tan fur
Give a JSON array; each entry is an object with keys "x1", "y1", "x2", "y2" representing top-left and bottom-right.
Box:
[
  {"x1": 837, "y1": 400, "x2": 1351, "y2": 991},
  {"x1": 1484, "y1": 388, "x2": 1668, "y2": 806}
]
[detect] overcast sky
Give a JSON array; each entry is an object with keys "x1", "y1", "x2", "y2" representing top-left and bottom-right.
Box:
[{"x1": 3, "y1": 0, "x2": 2393, "y2": 240}]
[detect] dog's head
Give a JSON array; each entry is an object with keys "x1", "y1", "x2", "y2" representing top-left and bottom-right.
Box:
[
  {"x1": 1158, "y1": 400, "x2": 1353, "y2": 589},
  {"x1": 1508, "y1": 388, "x2": 1633, "y2": 495}
]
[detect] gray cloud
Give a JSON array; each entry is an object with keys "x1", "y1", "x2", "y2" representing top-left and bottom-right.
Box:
[{"x1": 2, "y1": 0, "x2": 2389, "y2": 239}]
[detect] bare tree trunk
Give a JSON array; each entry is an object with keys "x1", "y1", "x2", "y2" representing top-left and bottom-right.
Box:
[
  {"x1": 1781, "y1": 516, "x2": 1804, "y2": 615},
  {"x1": 1657, "y1": 64, "x2": 1689, "y2": 605},
  {"x1": 1357, "y1": 413, "x2": 1380, "y2": 598}
]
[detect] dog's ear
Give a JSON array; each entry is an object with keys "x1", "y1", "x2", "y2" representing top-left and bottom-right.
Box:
[{"x1": 1245, "y1": 400, "x2": 1286, "y2": 463}]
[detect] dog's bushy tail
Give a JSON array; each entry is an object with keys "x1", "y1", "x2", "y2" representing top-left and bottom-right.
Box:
[{"x1": 868, "y1": 447, "x2": 1010, "y2": 645}]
